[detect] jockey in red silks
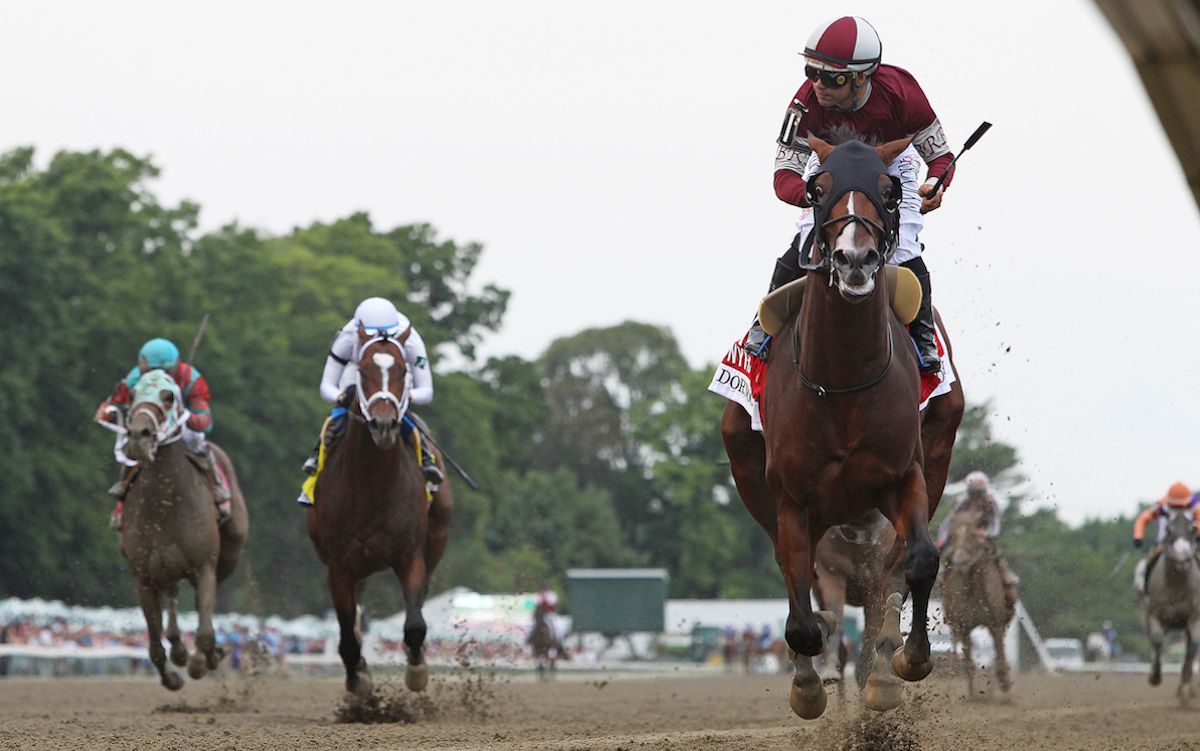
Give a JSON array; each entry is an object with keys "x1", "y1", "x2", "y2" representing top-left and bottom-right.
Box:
[
  {"x1": 297, "y1": 297, "x2": 444, "y2": 505},
  {"x1": 744, "y1": 15, "x2": 956, "y2": 373},
  {"x1": 537, "y1": 584, "x2": 559, "y2": 614},
  {"x1": 94, "y1": 338, "x2": 231, "y2": 530}
]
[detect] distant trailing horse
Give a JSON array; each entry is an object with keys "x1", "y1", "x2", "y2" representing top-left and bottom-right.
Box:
[
  {"x1": 308, "y1": 324, "x2": 453, "y2": 699},
  {"x1": 527, "y1": 602, "x2": 565, "y2": 679},
  {"x1": 1139, "y1": 506, "x2": 1200, "y2": 701},
  {"x1": 940, "y1": 507, "x2": 1015, "y2": 698},
  {"x1": 106, "y1": 370, "x2": 248, "y2": 690},
  {"x1": 722, "y1": 136, "x2": 963, "y2": 719}
]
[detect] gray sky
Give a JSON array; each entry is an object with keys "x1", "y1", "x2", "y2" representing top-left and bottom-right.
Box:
[{"x1": 10, "y1": 0, "x2": 1200, "y2": 525}]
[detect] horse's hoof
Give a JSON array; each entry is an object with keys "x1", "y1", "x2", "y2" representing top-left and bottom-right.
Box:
[
  {"x1": 187, "y1": 652, "x2": 208, "y2": 680},
  {"x1": 892, "y1": 649, "x2": 934, "y2": 682},
  {"x1": 346, "y1": 672, "x2": 374, "y2": 698},
  {"x1": 1150, "y1": 670, "x2": 1163, "y2": 687},
  {"x1": 170, "y1": 644, "x2": 188, "y2": 668},
  {"x1": 162, "y1": 672, "x2": 184, "y2": 691},
  {"x1": 405, "y1": 662, "x2": 429, "y2": 692},
  {"x1": 814, "y1": 610, "x2": 838, "y2": 637},
  {"x1": 788, "y1": 674, "x2": 828, "y2": 719},
  {"x1": 207, "y1": 646, "x2": 225, "y2": 671},
  {"x1": 864, "y1": 652, "x2": 903, "y2": 712}
]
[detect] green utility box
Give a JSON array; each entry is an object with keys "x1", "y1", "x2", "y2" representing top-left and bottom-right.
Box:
[{"x1": 566, "y1": 568, "x2": 668, "y2": 635}]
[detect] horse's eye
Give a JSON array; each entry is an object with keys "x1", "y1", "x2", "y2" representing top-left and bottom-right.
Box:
[{"x1": 160, "y1": 391, "x2": 174, "y2": 404}]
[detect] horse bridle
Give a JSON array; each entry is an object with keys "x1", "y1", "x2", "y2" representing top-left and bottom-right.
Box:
[
  {"x1": 793, "y1": 191, "x2": 896, "y2": 397},
  {"x1": 351, "y1": 333, "x2": 412, "y2": 425}
]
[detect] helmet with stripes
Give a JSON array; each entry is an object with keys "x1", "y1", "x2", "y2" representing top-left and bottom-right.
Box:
[{"x1": 804, "y1": 16, "x2": 882, "y2": 75}]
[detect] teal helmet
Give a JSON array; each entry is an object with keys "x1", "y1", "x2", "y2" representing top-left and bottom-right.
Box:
[{"x1": 138, "y1": 338, "x2": 180, "y2": 370}]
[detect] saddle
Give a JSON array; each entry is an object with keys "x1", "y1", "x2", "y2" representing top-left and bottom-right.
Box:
[{"x1": 757, "y1": 265, "x2": 923, "y2": 338}]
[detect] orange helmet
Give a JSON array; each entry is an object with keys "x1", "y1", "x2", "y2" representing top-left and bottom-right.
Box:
[{"x1": 1164, "y1": 482, "x2": 1193, "y2": 507}]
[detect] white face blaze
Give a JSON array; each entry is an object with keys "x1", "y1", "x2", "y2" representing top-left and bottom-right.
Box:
[
  {"x1": 372, "y1": 352, "x2": 396, "y2": 395},
  {"x1": 834, "y1": 191, "x2": 877, "y2": 297}
]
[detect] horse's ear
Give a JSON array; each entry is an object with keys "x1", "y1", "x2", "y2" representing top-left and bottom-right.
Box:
[
  {"x1": 357, "y1": 323, "x2": 370, "y2": 344},
  {"x1": 874, "y1": 137, "x2": 911, "y2": 166},
  {"x1": 398, "y1": 325, "x2": 412, "y2": 345},
  {"x1": 808, "y1": 133, "x2": 834, "y2": 162}
]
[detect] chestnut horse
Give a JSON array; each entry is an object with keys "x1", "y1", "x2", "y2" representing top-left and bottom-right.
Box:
[
  {"x1": 722, "y1": 137, "x2": 963, "y2": 719},
  {"x1": 812, "y1": 353, "x2": 963, "y2": 698},
  {"x1": 111, "y1": 370, "x2": 248, "y2": 690},
  {"x1": 308, "y1": 325, "x2": 453, "y2": 698},
  {"x1": 940, "y1": 506, "x2": 1016, "y2": 698}
]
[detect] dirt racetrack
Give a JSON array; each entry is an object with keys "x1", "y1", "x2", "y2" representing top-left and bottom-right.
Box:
[{"x1": 0, "y1": 667, "x2": 1197, "y2": 751}]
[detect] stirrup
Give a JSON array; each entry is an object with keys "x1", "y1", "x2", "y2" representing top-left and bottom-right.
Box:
[
  {"x1": 742, "y1": 326, "x2": 772, "y2": 362},
  {"x1": 296, "y1": 491, "x2": 314, "y2": 507},
  {"x1": 302, "y1": 450, "x2": 320, "y2": 475}
]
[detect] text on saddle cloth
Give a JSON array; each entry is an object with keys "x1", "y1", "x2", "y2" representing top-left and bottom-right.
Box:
[{"x1": 707, "y1": 322, "x2": 954, "y2": 433}]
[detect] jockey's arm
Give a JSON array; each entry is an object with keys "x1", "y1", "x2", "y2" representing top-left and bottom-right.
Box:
[
  {"x1": 1133, "y1": 505, "x2": 1159, "y2": 543},
  {"x1": 94, "y1": 380, "x2": 133, "y2": 422},
  {"x1": 774, "y1": 143, "x2": 813, "y2": 207},
  {"x1": 319, "y1": 328, "x2": 358, "y2": 404},
  {"x1": 404, "y1": 329, "x2": 434, "y2": 406},
  {"x1": 984, "y1": 497, "x2": 1002, "y2": 539},
  {"x1": 184, "y1": 373, "x2": 213, "y2": 432}
]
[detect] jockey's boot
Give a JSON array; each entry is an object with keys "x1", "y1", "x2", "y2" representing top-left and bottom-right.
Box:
[
  {"x1": 302, "y1": 443, "x2": 320, "y2": 475},
  {"x1": 110, "y1": 501, "x2": 124, "y2": 531},
  {"x1": 408, "y1": 429, "x2": 445, "y2": 488},
  {"x1": 198, "y1": 447, "x2": 232, "y2": 524},
  {"x1": 902, "y1": 259, "x2": 941, "y2": 372},
  {"x1": 743, "y1": 255, "x2": 806, "y2": 362}
]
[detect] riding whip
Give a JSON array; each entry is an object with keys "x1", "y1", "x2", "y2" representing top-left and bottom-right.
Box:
[
  {"x1": 1106, "y1": 549, "x2": 1133, "y2": 581},
  {"x1": 414, "y1": 423, "x2": 480, "y2": 491},
  {"x1": 187, "y1": 313, "x2": 211, "y2": 363},
  {"x1": 927, "y1": 121, "x2": 992, "y2": 196}
]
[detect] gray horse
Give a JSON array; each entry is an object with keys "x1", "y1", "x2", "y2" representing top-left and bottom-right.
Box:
[
  {"x1": 1138, "y1": 506, "x2": 1200, "y2": 701},
  {"x1": 116, "y1": 372, "x2": 248, "y2": 690}
]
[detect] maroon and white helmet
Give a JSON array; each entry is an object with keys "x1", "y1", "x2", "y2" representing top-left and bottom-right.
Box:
[{"x1": 804, "y1": 16, "x2": 882, "y2": 75}]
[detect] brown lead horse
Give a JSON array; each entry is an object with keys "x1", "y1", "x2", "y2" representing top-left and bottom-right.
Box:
[
  {"x1": 116, "y1": 370, "x2": 248, "y2": 690},
  {"x1": 722, "y1": 136, "x2": 963, "y2": 719},
  {"x1": 308, "y1": 324, "x2": 453, "y2": 699}
]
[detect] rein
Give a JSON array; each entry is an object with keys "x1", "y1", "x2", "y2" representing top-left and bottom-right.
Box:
[{"x1": 792, "y1": 316, "x2": 894, "y2": 397}]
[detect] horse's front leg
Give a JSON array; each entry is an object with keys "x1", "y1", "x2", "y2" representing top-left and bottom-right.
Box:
[
  {"x1": 891, "y1": 467, "x2": 939, "y2": 682},
  {"x1": 1180, "y1": 619, "x2": 1199, "y2": 701},
  {"x1": 1147, "y1": 616, "x2": 1164, "y2": 686},
  {"x1": 778, "y1": 499, "x2": 834, "y2": 719},
  {"x1": 189, "y1": 566, "x2": 222, "y2": 678},
  {"x1": 165, "y1": 584, "x2": 187, "y2": 668},
  {"x1": 961, "y1": 629, "x2": 977, "y2": 698},
  {"x1": 330, "y1": 567, "x2": 372, "y2": 698},
  {"x1": 137, "y1": 582, "x2": 182, "y2": 691},
  {"x1": 396, "y1": 555, "x2": 430, "y2": 691}
]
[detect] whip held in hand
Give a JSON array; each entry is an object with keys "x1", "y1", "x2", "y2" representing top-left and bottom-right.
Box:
[{"x1": 928, "y1": 121, "x2": 992, "y2": 196}]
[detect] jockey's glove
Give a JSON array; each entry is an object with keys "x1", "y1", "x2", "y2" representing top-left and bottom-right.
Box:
[
  {"x1": 1133, "y1": 538, "x2": 1143, "y2": 548},
  {"x1": 336, "y1": 384, "x2": 357, "y2": 409}
]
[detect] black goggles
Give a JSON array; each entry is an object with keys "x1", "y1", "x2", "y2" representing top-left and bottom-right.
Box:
[{"x1": 805, "y1": 65, "x2": 851, "y2": 88}]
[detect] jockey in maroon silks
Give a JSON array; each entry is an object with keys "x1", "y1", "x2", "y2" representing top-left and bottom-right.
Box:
[
  {"x1": 94, "y1": 338, "x2": 231, "y2": 530},
  {"x1": 746, "y1": 15, "x2": 956, "y2": 373}
]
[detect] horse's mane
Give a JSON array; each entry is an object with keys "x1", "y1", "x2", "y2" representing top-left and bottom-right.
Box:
[{"x1": 822, "y1": 125, "x2": 882, "y2": 148}]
